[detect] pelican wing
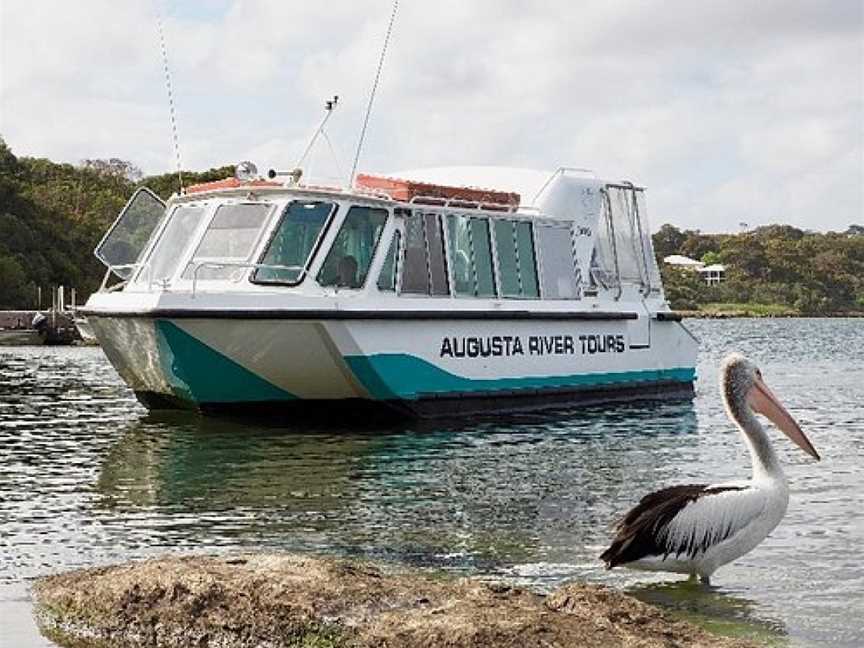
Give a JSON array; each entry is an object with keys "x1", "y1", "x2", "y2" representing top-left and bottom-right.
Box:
[{"x1": 600, "y1": 483, "x2": 764, "y2": 567}]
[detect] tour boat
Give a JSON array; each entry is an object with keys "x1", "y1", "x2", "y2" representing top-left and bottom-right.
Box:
[{"x1": 82, "y1": 165, "x2": 697, "y2": 417}]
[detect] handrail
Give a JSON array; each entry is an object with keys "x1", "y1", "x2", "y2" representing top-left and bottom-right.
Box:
[
  {"x1": 190, "y1": 261, "x2": 305, "y2": 296},
  {"x1": 629, "y1": 188, "x2": 652, "y2": 296},
  {"x1": 600, "y1": 188, "x2": 623, "y2": 301},
  {"x1": 101, "y1": 260, "x2": 307, "y2": 296},
  {"x1": 606, "y1": 181, "x2": 646, "y2": 191},
  {"x1": 407, "y1": 194, "x2": 518, "y2": 213}
]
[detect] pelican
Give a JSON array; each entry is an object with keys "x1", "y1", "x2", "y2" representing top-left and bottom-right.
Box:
[{"x1": 600, "y1": 352, "x2": 820, "y2": 584}]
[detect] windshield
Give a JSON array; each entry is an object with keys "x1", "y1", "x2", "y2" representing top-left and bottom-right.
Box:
[
  {"x1": 95, "y1": 188, "x2": 166, "y2": 279},
  {"x1": 135, "y1": 204, "x2": 208, "y2": 285},
  {"x1": 183, "y1": 203, "x2": 273, "y2": 280},
  {"x1": 254, "y1": 201, "x2": 335, "y2": 284}
]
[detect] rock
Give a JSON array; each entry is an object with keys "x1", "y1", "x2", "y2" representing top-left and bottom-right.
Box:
[{"x1": 33, "y1": 553, "x2": 757, "y2": 648}]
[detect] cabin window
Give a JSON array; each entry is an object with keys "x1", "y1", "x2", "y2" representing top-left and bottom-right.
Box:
[
  {"x1": 535, "y1": 223, "x2": 579, "y2": 299},
  {"x1": 377, "y1": 230, "x2": 400, "y2": 292},
  {"x1": 183, "y1": 203, "x2": 272, "y2": 280},
  {"x1": 254, "y1": 201, "x2": 335, "y2": 284},
  {"x1": 137, "y1": 204, "x2": 208, "y2": 284},
  {"x1": 515, "y1": 222, "x2": 539, "y2": 298},
  {"x1": 318, "y1": 206, "x2": 388, "y2": 288},
  {"x1": 400, "y1": 212, "x2": 450, "y2": 296},
  {"x1": 425, "y1": 213, "x2": 449, "y2": 295},
  {"x1": 493, "y1": 220, "x2": 539, "y2": 298},
  {"x1": 447, "y1": 215, "x2": 496, "y2": 297},
  {"x1": 401, "y1": 212, "x2": 429, "y2": 293}
]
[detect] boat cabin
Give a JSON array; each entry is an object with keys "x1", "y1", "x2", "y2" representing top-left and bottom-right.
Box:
[{"x1": 95, "y1": 168, "x2": 664, "y2": 307}]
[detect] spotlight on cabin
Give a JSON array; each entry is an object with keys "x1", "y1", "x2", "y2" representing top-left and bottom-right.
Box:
[{"x1": 235, "y1": 161, "x2": 258, "y2": 181}]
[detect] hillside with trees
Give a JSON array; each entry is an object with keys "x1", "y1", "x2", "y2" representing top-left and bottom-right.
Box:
[
  {"x1": 0, "y1": 138, "x2": 861, "y2": 314},
  {"x1": 654, "y1": 223, "x2": 864, "y2": 315}
]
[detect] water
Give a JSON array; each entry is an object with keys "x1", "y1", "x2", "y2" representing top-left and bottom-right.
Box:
[{"x1": 1, "y1": 319, "x2": 862, "y2": 647}]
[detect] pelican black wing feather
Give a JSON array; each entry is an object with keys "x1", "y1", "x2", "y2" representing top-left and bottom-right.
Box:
[{"x1": 600, "y1": 484, "x2": 745, "y2": 568}]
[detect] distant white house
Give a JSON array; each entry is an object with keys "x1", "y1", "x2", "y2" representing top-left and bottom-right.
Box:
[
  {"x1": 698, "y1": 263, "x2": 726, "y2": 286},
  {"x1": 663, "y1": 254, "x2": 725, "y2": 285},
  {"x1": 663, "y1": 254, "x2": 704, "y2": 269}
]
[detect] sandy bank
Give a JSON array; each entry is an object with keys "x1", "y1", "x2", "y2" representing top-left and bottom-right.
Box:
[{"x1": 33, "y1": 553, "x2": 757, "y2": 648}]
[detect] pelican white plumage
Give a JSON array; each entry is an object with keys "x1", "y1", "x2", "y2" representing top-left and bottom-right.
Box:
[{"x1": 600, "y1": 352, "x2": 820, "y2": 584}]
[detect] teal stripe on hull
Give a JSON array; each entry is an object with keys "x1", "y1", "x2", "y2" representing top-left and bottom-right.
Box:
[
  {"x1": 345, "y1": 353, "x2": 696, "y2": 401},
  {"x1": 155, "y1": 320, "x2": 296, "y2": 404}
]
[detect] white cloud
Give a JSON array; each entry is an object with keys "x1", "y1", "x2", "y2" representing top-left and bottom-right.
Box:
[{"x1": 0, "y1": 0, "x2": 861, "y2": 232}]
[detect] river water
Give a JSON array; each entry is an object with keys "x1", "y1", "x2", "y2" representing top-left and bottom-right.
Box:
[{"x1": 0, "y1": 319, "x2": 862, "y2": 647}]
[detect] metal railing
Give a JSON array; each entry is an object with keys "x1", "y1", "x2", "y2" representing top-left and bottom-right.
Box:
[
  {"x1": 101, "y1": 260, "x2": 305, "y2": 296},
  {"x1": 408, "y1": 195, "x2": 518, "y2": 213}
]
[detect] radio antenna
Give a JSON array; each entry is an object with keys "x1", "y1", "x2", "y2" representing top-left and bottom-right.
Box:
[
  {"x1": 349, "y1": 0, "x2": 399, "y2": 188},
  {"x1": 155, "y1": 5, "x2": 184, "y2": 194}
]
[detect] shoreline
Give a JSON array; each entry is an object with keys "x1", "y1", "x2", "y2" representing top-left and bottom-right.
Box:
[
  {"x1": 33, "y1": 553, "x2": 758, "y2": 648},
  {"x1": 679, "y1": 310, "x2": 864, "y2": 319}
]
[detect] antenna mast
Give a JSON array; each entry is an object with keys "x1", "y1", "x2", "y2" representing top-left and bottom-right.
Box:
[
  {"x1": 349, "y1": 0, "x2": 399, "y2": 188},
  {"x1": 155, "y1": 5, "x2": 184, "y2": 194},
  {"x1": 296, "y1": 95, "x2": 340, "y2": 169}
]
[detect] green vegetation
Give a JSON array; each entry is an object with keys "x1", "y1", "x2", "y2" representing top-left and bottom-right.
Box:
[
  {"x1": 654, "y1": 223, "x2": 864, "y2": 315},
  {"x1": 0, "y1": 137, "x2": 233, "y2": 309}
]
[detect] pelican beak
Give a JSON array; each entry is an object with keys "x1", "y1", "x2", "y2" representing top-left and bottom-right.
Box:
[{"x1": 747, "y1": 376, "x2": 820, "y2": 461}]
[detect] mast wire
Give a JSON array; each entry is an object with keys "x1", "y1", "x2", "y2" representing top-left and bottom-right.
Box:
[
  {"x1": 349, "y1": 0, "x2": 399, "y2": 187},
  {"x1": 296, "y1": 96, "x2": 339, "y2": 170},
  {"x1": 322, "y1": 130, "x2": 345, "y2": 183},
  {"x1": 155, "y1": 4, "x2": 184, "y2": 194}
]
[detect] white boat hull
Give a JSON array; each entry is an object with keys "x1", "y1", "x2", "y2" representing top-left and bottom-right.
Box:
[{"x1": 88, "y1": 309, "x2": 697, "y2": 416}]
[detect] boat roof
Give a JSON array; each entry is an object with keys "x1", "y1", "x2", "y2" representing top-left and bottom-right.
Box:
[{"x1": 176, "y1": 165, "x2": 614, "y2": 218}]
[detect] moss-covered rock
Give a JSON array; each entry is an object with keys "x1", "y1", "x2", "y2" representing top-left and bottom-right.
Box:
[{"x1": 34, "y1": 553, "x2": 757, "y2": 648}]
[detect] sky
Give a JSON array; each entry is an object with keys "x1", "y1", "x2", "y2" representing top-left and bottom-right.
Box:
[{"x1": 1, "y1": 0, "x2": 862, "y2": 233}]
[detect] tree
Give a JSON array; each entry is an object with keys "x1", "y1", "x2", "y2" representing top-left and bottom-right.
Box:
[
  {"x1": 80, "y1": 158, "x2": 143, "y2": 182},
  {"x1": 659, "y1": 265, "x2": 707, "y2": 310},
  {"x1": 700, "y1": 251, "x2": 721, "y2": 266},
  {"x1": 718, "y1": 236, "x2": 768, "y2": 281},
  {"x1": 652, "y1": 224, "x2": 688, "y2": 260},
  {"x1": 0, "y1": 255, "x2": 27, "y2": 308},
  {"x1": 140, "y1": 165, "x2": 236, "y2": 201},
  {"x1": 752, "y1": 224, "x2": 805, "y2": 241},
  {"x1": 680, "y1": 232, "x2": 719, "y2": 260},
  {"x1": 0, "y1": 136, "x2": 18, "y2": 174}
]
